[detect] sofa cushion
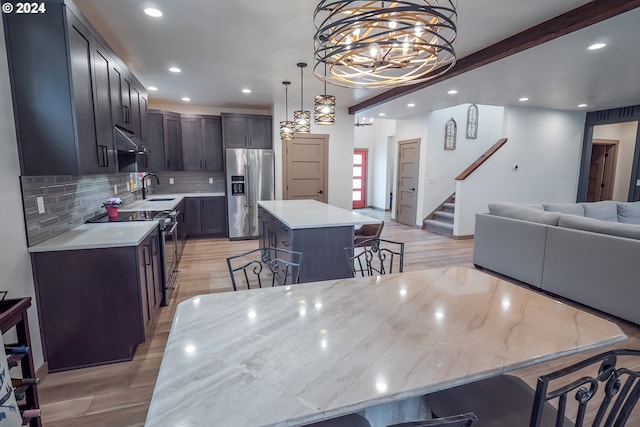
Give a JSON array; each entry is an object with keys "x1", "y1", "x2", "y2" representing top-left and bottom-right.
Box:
[
  {"x1": 558, "y1": 214, "x2": 640, "y2": 240},
  {"x1": 488, "y1": 203, "x2": 560, "y2": 225},
  {"x1": 581, "y1": 201, "x2": 618, "y2": 222},
  {"x1": 617, "y1": 202, "x2": 640, "y2": 224},
  {"x1": 542, "y1": 203, "x2": 584, "y2": 216}
]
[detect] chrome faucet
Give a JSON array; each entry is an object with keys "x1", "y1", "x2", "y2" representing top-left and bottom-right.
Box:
[{"x1": 141, "y1": 172, "x2": 160, "y2": 199}]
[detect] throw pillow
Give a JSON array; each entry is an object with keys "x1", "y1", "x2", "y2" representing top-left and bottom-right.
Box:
[
  {"x1": 542, "y1": 203, "x2": 584, "y2": 216},
  {"x1": 581, "y1": 201, "x2": 618, "y2": 222},
  {"x1": 488, "y1": 203, "x2": 560, "y2": 225},
  {"x1": 559, "y1": 214, "x2": 640, "y2": 240},
  {"x1": 617, "y1": 202, "x2": 640, "y2": 224}
]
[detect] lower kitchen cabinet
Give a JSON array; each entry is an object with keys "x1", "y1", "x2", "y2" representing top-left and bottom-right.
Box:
[
  {"x1": 185, "y1": 196, "x2": 227, "y2": 237},
  {"x1": 258, "y1": 207, "x2": 353, "y2": 283},
  {"x1": 30, "y1": 230, "x2": 161, "y2": 372}
]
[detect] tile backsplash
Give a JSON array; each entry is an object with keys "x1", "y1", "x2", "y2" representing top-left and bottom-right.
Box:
[
  {"x1": 21, "y1": 171, "x2": 226, "y2": 246},
  {"x1": 155, "y1": 171, "x2": 225, "y2": 194},
  {"x1": 21, "y1": 174, "x2": 140, "y2": 246}
]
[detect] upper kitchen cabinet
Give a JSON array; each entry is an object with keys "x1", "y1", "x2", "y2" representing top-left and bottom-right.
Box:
[
  {"x1": 147, "y1": 110, "x2": 183, "y2": 171},
  {"x1": 222, "y1": 113, "x2": 273, "y2": 149},
  {"x1": 3, "y1": 1, "x2": 147, "y2": 176},
  {"x1": 181, "y1": 115, "x2": 223, "y2": 171}
]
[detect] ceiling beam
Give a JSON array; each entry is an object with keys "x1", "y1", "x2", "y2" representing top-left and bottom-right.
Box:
[{"x1": 348, "y1": 0, "x2": 640, "y2": 115}]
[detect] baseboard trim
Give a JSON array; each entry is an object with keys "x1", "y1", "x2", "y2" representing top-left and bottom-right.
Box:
[
  {"x1": 453, "y1": 234, "x2": 474, "y2": 240},
  {"x1": 36, "y1": 361, "x2": 49, "y2": 382}
]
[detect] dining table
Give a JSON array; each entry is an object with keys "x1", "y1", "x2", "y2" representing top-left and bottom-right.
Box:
[{"x1": 145, "y1": 267, "x2": 626, "y2": 427}]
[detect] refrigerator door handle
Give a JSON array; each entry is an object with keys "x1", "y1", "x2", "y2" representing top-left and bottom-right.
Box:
[{"x1": 245, "y1": 164, "x2": 251, "y2": 208}]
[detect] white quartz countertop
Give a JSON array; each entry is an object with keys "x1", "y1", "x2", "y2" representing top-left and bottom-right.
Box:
[
  {"x1": 145, "y1": 267, "x2": 626, "y2": 427},
  {"x1": 258, "y1": 200, "x2": 380, "y2": 229},
  {"x1": 28, "y1": 222, "x2": 159, "y2": 253},
  {"x1": 120, "y1": 193, "x2": 224, "y2": 212}
]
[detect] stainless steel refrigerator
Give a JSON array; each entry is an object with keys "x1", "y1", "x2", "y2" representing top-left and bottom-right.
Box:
[{"x1": 226, "y1": 149, "x2": 275, "y2": 239}]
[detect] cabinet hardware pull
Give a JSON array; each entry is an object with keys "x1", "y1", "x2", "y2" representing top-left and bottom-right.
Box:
[{"x1": 204, "y1": 159, "x2": 207, "y2": 169}]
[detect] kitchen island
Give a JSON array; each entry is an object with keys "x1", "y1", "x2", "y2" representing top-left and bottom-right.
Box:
[
  {"x1": 258, "y1": 200, "x2": 381, "y2": 282},
  {"x1": 145, "y1": 267, "x2": 625, "y2": 426}
]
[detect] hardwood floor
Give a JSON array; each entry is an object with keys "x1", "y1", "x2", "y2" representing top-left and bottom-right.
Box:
[{"x1": 37, "y1": 209, "x2": 640, "y2": 426}]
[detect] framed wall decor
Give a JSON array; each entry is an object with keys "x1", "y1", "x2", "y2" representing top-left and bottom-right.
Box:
[
  {"x1": 444, "y1": 117, "x2": 457, "y2": 150},
  {"x1": 466, "y1": 104, "x2": 478, "y2": 139}
]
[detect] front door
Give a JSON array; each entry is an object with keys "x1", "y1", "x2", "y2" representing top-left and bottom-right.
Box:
[
  {"x1": 353, "y1": 149, "x2": 367, "y2": 209},
  {"x1": 283, "y1": 134, "x2": 328, "y2": 202},
  {"x1": 396, "y1": 139, "x2": 420, "y2": 226}
]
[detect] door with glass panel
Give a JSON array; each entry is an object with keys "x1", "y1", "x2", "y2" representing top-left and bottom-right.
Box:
[{"x1": 353, "y1": 149, "x2": 367, "y2": 209}]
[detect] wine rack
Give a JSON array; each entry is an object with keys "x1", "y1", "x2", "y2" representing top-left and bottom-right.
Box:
[{"x1": 0, "y1": 298, "x2": 41, "y2": 427}]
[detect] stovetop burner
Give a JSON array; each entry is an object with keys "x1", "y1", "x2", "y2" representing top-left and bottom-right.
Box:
[{"x1": 87, "y1": 210, "x2": 171, "y2": 229}]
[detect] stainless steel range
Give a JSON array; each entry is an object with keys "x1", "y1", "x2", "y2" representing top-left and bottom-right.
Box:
[{"x1": 87, "y1": 208, "x2": 181, "y2": 305}]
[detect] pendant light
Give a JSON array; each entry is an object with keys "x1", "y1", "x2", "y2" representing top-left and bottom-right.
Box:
[
  {"x1": 314, "y1": 62, "x2": 335, "y2": 125},
  {"x1": 313, "y1": 0, "x2": 457, "y2": 88},
  {"x1": 293, "y1": 62, "x2": 311, "y2": 134},
  {"x1": 279, "y1": 81, "x2": 294, "y2": 140}
]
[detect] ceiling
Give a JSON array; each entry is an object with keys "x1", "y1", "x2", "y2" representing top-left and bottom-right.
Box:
[{"x1": 74, "y1": 0, "x2": 640, "y2": 120}]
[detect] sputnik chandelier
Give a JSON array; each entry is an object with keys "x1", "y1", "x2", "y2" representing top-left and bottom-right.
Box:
[{"x1": 313, "y1": 0, "x2": 458, "y2": 88}]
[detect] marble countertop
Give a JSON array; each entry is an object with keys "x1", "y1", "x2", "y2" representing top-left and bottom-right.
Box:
[
  {"x1": 28, "y1": 222, "x2": 159, "y2": 253},
  {"x1": 145, "y1": 267, "x2": 626, "y2": 427},
  {"x1": 258, "y1": 200, "x2": 380, "y2": 229}
]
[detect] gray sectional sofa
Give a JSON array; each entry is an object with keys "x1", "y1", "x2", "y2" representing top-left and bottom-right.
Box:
[{"x1": 473, "y1": 200, "x2": 640, "y2": 325}]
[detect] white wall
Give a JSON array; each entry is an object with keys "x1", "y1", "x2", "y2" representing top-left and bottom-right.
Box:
[
  {"x1": 422, "y1": 105, "x2": 504, "y2": 225},
  {"x1": 0, "y1": 22, "x2": 44, "y2": 368},
  {"x1": 354, "y1": 119, "x2": 397, "y2": 209},
  {"x1": 272, "y1": 102, "x2": 355, "y2": 210},
  {"x1": 593, "y1": 121, "x2": 639, "y2": 202},
  {"x1": 454, "y1": 106, "x2": 586, "y2": 235},
  {"x1": 393, "y1": 105, "x2": 503, "y2": 226}
]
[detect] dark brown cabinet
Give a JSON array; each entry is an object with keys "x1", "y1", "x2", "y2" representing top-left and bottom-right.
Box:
[
  {"x1": 3, "y1": 2, "x2": 146, "y2": 176},
  {"x1": 165, "y1": 112, "x2": 184, "y2": 171},
  {"x1": 185, "y1": 197, "x2": 227, "y2": 237},
  {"x1": 31, "y1": 229, "x2": 161, "y2": 372},
  {"x1": 222, "y1": 113, "x2": 273, "y2": 149},
  {"x1": 181, "y1": 115, "x2": 223, "y2": 171},
  {"x1": 148, "y1": 111, "x2": 167, "y2": 172}
]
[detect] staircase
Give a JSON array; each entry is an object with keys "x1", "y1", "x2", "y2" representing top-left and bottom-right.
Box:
[{"x1": 423, "y1": 194, "x2": 455, "y2": 236}]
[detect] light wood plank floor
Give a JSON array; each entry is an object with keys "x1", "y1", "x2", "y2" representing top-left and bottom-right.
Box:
[{"x1": 37, "y1": 209, "x2": 640, "y2": 426}]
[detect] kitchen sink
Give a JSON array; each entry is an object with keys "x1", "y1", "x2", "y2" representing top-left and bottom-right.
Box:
[{"x1": 148, "y1": 198, "x2": 175, "y2": 201}]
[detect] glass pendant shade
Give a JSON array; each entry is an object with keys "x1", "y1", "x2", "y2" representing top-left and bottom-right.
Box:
[
  {"x1": 314, "y1": 94, "x2": 335, "y2": 125},
  {"x1": 294, "y1": 62, "x2": 311, "y2": 134},
  {"x1": 293, "y1": 110, "x2": 311, "y2": 133},
  {"x1": 313, "y1": 0, "x2": 458, "y2": 88},
  {"x1": 279, "y1": 81, "x2": 294, "y2": 140},
  {"x1": 280, "y1": 120, "x2": 294, "y2": 140}
]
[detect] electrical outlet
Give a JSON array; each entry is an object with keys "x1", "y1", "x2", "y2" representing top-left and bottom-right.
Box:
[
  {"x1": 114, "y1": 184, "x2": 118, "y2": 194},
  {"x1": 209, "y1": 178, "x2": 214, "y2": 184},
  {"x1": 36, "y1": 196, "x2": 45, "y2": 214},
  {"x1": 428, "y1": 177, "x2": 435, "y2": 184},
  {"x1": 169, "y1": 178, "x2": 175, "y2": 185}
]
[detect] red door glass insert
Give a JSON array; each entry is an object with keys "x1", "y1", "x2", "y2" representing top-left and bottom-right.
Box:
[{"x1": 353, "y1": 150, "x2": 366, "y2": 209}]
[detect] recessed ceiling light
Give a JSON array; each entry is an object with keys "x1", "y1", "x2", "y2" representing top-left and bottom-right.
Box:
[
  {"x1": 578, "y1": 104, "x2": 588, "y2": 108},
  {"x1": 242, "y1": 89, "x2": 251, "y2": 94},
  {"x1": 147, "y1": 86, "x2": 158, "y2": 91},
  {"x1": 519, "y1": 97, "x2": 529, "y2": 102},
  {"x1": 144, "y1": 8, "x2": 163, "y2": 17},
  {"x1": 181, "y1": 97, "x2": 191, "y2": 102},
  {"x1": 378, "y1": 113, "x2": 386, "y2": 117},
  {"x1": 447, "y1": 89, "x2": 458, "y2": 95},
  {"x1": 407, "y1": 103, "x2": 416, "y2": 107},
  {"x1": 169, "y1": 67, "x2": 181, "y2": 73},
  {"x1": 588, "y1": 43, "x2": 606, "y2": 50}
]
